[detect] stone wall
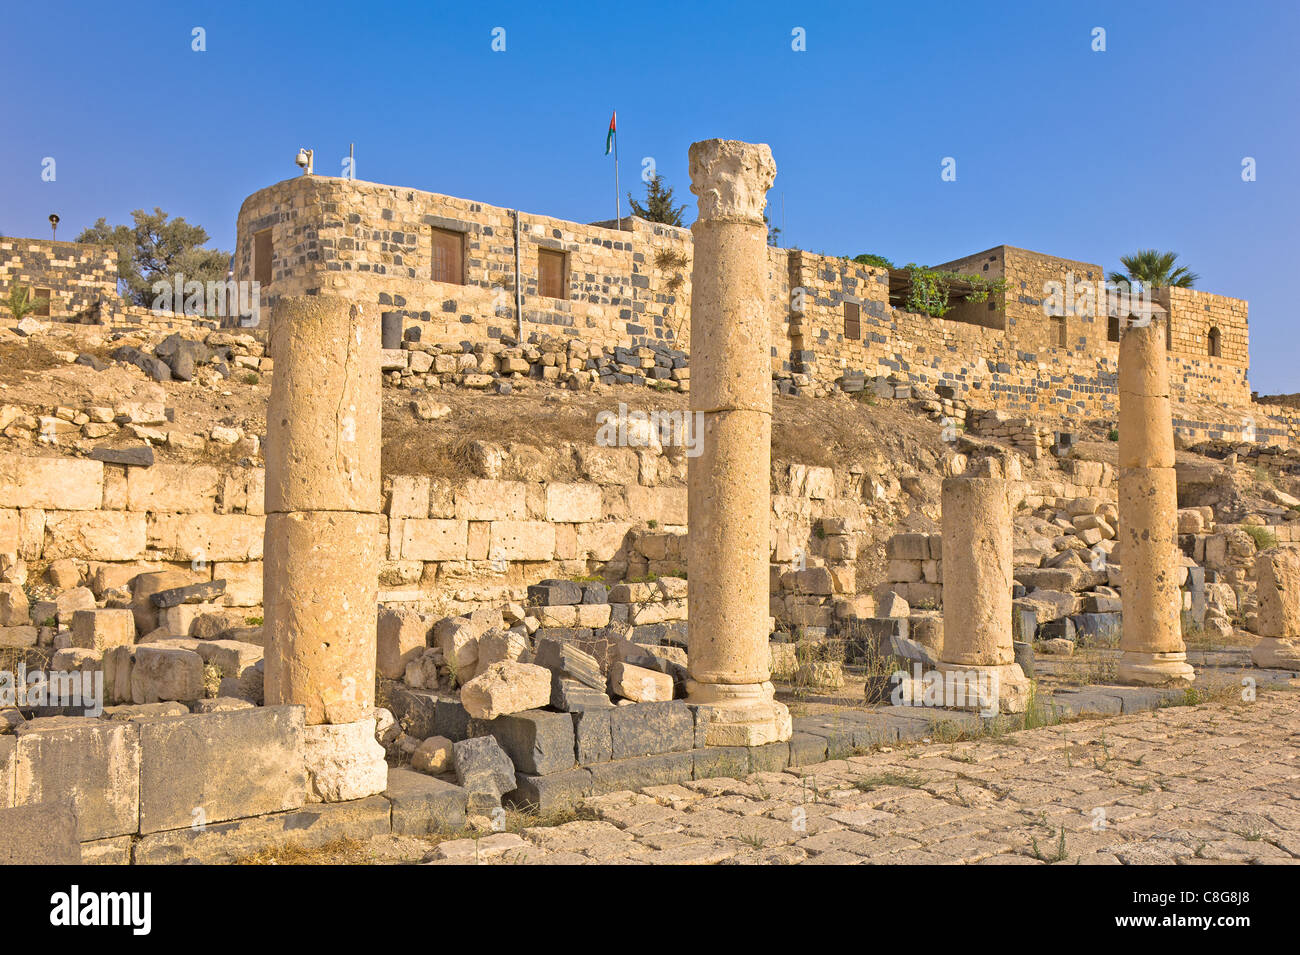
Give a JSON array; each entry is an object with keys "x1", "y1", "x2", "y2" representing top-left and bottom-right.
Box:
[
  {"x1": 0, "y1": 450, "x2": 867, "y2": 631},
  {"x1": 0, "y1": 238, "x2": 118, "y2": 322},
  {"x1": 234, "y1": 176, "x2": 693, "y2": 352}
]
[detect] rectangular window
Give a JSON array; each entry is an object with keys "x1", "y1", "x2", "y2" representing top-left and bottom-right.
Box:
[
  {"x1": 254, "y1": 229, "x2": 273, "y2": 286},
  {"x1": 431, "y1": 228, "x2": 465, "y2": 285},
  {"x1": 538, "y1": 248, "x2": 567, "y2": 300},
  {"x1": 33, "y1": 287, "x2": 52, "y2": 318},
  {"x1": 843, "y1": 301, "x2": 861, "y2": 340},
  {"x1": 1052, "y1": 315, "x2": 1067, "y2": 347}
]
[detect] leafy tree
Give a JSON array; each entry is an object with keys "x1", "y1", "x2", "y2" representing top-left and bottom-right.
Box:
[
  {"x1": 1108, "y1": 249, "x2": 1198, "y2": 290},
  {"x1": 851, "y1": 253, "x2": 894, "y2": 270},
  {"x1": 6, "y1": 284, "x2": 48, "y2": 321},
  {"x1": 76, "y1": 208, "x2": 231, "y2": 307},
  {"x1": 628, "y1": 174, "x2": 687, "y2": 226}
]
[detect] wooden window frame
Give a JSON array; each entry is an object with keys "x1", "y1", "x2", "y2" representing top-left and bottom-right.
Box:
[
  {"x1": 32, "y1": 287, "x2": 52, "y2": 318},
  {"x1": 253, "y1": 229, "x2": 273, "y2": 287},
  {"x1": 843, "y1": 300, "x2": 861, "y2": 341},
  {"x1": 538, "y1": 248, "x2": 568, "y2": 300},
  {"x1": 431, "y1": 227, "x2": 466, "y2": 285}
]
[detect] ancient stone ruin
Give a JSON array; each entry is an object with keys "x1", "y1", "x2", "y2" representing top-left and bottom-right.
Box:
[{"x1": 2, "y1": 136, "x2": 1298, "y2": 868}]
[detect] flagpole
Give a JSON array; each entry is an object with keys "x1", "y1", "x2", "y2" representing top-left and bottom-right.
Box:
[{"x1": 613, "y1": 116, "x2": 620, "y2": 227}]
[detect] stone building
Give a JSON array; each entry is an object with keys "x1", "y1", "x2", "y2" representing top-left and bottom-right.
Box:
[
  {"x1": 233, "y1": 174, "x2": 1253, "y2": 423},
  {"x1": 0, "y1": 237, "x2": 118, "y2": 322}
]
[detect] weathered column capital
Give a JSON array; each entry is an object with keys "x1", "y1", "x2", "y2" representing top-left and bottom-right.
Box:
[{"x1": 688, "y1": 139, "x2": 776, "y2": 223}]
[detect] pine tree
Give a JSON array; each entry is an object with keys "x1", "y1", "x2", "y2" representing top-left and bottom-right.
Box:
[{"x1": 628, "y1": 174, "x2": 687, "y2": 226}]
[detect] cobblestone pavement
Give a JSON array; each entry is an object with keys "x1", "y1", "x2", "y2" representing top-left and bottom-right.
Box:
[{"x1": 426, "y1": 693, "x2": 1300, "y2": 865}]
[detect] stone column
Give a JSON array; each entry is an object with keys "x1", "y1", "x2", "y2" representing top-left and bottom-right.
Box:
[
  {"x1": 1117, "y1": 320, "x2": 1195, "y2": 685},
  {"x1": 263, "y1": 295, "x2": 387, "y2": 801},
  {"x1": 938, "y1": 476, "x2": 1030, "y2": 713},
  {"x1": 685, "y1": 139, "x2": 791, "y2": 746},
  {"x1": 1250, "y1": 547, "x2": 1300, "y2": 668}
]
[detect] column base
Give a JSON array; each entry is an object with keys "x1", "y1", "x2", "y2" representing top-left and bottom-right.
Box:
[
  {"x1": 1117, "y1": 651, "x2": 1196, "y2": 686},
  {"x1": 934, "y1": 661, "x2": 1031, "y2": 714},
  {"x1": 303, "y1": 720, "x2": 388, "y2": 803},
  {"x1": 687, "y1": 681, "x2": 792, "y2": 746},
  {"x1": 1251, "y1": 637, "x2": 1300, "y2": 670}
]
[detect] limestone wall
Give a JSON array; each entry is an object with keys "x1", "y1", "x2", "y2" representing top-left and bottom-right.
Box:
[
  {"x1": 234, "y1": 176, "x2": 693, "y2": 353},
  {"x1": 0, "y1": 238, "x2": 118, "y2": 321}
]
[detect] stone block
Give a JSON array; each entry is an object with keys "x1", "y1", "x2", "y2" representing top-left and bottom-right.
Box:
[
  {"x1": 572, "y1": 707, "x2": 613, "y2": 764},
  {"x1": 545, "y1": 483, "x2": 602, "y2": 523},
  {"x1": 488, "y1": 521, "x2": 556, "y2": 561},
  {"x1": 527, "y1": 579, "x2": 583, "y2": 606},
  {"x1": 303, "y1": 720, "x2": 389, "y2": 803},
  {"x1": 467, "y1": 709, "x2": 576, "y2": 775},
  {"x1": 586, "y1": 751, "x2": 694, "y2": 792},
  {"x1": 132, "y1": 795, "x2": 392, "y2": 865},
  {"x1": 214, "y1": 561, "x2": 263, "y2": 607},
  {"x1": 127, "y1": 463, "x2": 221, "y2": 513},
  {"x1": 151, "y1": 580, "x2": 226, "y2": 608},
  {"x1": 0, "y1": 454, "x2": 103, "y2": 510},
  {"x1": 506, "y1": 768, "x2": 593, "y2": 812},
  {"x1": 148, "y1": 513, "x2": 264, "y2": 562},
  {"x1": 460, "y1": 661, "x2": 551, "y2": 720},
  {"x1": 452, "y1": 735, "x2": 516, "y2": 809},
  {"x1": 42, "y1": 512, "x2": 146, "y2": 561},
  {"x1": 401, "y1": 519, "x2": 468, "y2": 561},
  {"x1": 13, "y1": 719, "x2": 140, "y2": 840},
  {"x1": 377, "y1": 606, "x2": 431, "y2": 680},
  {"x1": 609, "y1": 700, "x2": 692, "y2": 759},
  {"x1": 385, "y1": 767, "x2": 467, "y2": 835},
  {"x1": 69, "y1": 608, "x2": 135, "y2": 651},
  {"x1": 0, "y1": 800, "x2": 81, "y2": 863},
  {"x1": 131, "y1": 646, "x2": 204, "y2": 703},
  {"x1": 138, "y1": 705, "x2": 307, "y2": 834}
]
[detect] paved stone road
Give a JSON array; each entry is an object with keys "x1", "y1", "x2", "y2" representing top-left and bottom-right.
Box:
[{"x1": 426, "y1": 693, "x2": 1300, "y2": 864}]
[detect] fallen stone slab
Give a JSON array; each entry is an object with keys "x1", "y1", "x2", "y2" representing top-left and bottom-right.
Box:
[
  {"x1": 1045, "y1": 689, "x2": 1124, "y2": 718},
  {"x1": 69, "y1": 608, "x2": 135, "y2": 651},
  {"x1": 460, "y1": 661, "x2": 551, "y2": 720},
  {"x1": 533, "y1": 637, "x2": 604, "y2": 691},
  {"x1": 467, "y1": 709, "x2": 576, "y2": 776},
  {"x1": 137, "y1": 705, "x2": 306, "y2": 834},
  {"x1": 452, "y1": 735, "x2": 516, "y2": 810},
  {"x1": 101, "y1": 702, "x2": 189, "y2": 722},
  {"x1": 89, "y1": 445, "x2": 155, "y2": 468},
  {"x1": 132, "y1": 795, "x2": 393, "y2": 864},
  {"x1": 191, "y1": 697, "x2": 255, "y2": 714},
  {"x1": 555, "y1": 677, "x2": 613, "y2": 712},
  {"x1": 151, "y1": 580, "x2": 227, "y2": 608},
  {"x1": 526, "y1": 579, "x2": 583, "y2": 606},
  {"x1": 0, "y1": 800, "x2": 81, "y2": 863},
  {"x1": 385, "y1": 767, "x2": 468, "y2": 835},
  {"x1": 608, "y1": 661, "x2": 673, "y2": 702},
  {"x1": 131, "y1": 645, "x2": 204, "y2": 703}
]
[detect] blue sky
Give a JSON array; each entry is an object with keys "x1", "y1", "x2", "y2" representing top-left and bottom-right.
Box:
[{"x1": 3, "y1": 0, "x2": 1296, "y2": 391}]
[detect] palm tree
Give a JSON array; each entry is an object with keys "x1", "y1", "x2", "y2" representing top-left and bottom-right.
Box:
[{"x1": 1108, "y1": 249, "x2": 1198, "y2": 290}]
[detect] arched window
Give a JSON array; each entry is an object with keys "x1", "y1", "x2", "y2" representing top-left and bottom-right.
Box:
[{"x1": 1208, "y1": 326, "x2": 1221, "y2": 358}]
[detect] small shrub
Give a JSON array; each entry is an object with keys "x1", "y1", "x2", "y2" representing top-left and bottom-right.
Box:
[
  {"x1": 1243, "y1": 525, "x2": 1277, "y2": 551},
  {"x1": 1106, "y1": 428, "x2": 1119, "y2": 442},
  {"x1": 241, "y1": 372, "x2": 260, "y2": 386}
]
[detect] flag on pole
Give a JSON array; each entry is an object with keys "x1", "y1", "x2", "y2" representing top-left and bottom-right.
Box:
[{"x1": 605, "y1": 111, "x2": 617, "y2": 155}]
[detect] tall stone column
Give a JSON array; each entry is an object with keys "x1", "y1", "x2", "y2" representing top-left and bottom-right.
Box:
[
  {"x1": 939, "y1": 476, "x2": 1030, "y2": 713},
  {"x1": 685, "y1": 139, "x2": 791, "y2": 746},
  {"x1": 1250, "y1": 547, "x2": 1300, "y2": 668},
  {"x1": 263, "y1": 295, "x2": 387, "y2": 801},
  {"x1": 1117, "y1": 320, "x2": 1195, "y2": 685}
]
